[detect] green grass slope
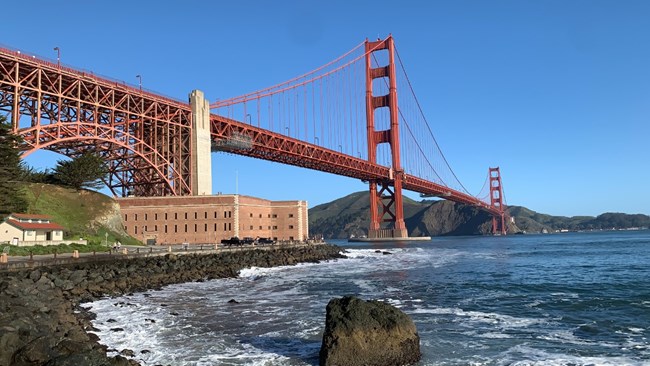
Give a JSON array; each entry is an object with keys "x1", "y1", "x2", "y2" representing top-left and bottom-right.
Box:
[{"x1": 20, "y1": 183, "x2": 138, "y2": 246}]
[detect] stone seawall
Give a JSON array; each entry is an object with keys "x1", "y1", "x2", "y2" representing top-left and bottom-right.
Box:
[{"x1": 0, "y1": 244, "x2": 345, "y2": 366}]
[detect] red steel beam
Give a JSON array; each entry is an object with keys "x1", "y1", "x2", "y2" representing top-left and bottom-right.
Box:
[
  {"x1": 0, "y1": 45, "x2": 501, "y2": 217},
  {"x1": 0, "y1": 47, "x2": 193, "y2": 197},
  {"x1": 209, "y1": 114, "x2": 501, "y2": 217}
]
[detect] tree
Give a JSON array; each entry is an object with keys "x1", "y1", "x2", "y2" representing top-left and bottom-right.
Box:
[
  {"x1": 21, "y1": 165, "x2": 53, "y2": 183},
  {"x1": 52, "y1": 152, "x2": 108, "y2": 190},
  {"x1": 0, "y1": 115, "x2": 28, "y2": 217}
]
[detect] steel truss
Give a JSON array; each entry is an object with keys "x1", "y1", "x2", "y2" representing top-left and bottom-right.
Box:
[
  {"x1": 0, "y1": 42, "x2": 506, "y2": 233},
  {"x1": 209, "y1": 114, "x2": 503, "y2": 217},
  {"x1": 0, "y1": 47, "x2": 193, "y2": 197}
]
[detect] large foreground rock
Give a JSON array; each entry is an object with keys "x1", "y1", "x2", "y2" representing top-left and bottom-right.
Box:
[{"x1": 319, "y1": 296, "x2": 420, "y2": 366}]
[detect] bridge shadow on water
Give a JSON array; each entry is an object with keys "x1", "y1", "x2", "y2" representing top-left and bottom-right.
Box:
[{"x1": 237, "y1": 335, "x2": 321, "y2": 365}]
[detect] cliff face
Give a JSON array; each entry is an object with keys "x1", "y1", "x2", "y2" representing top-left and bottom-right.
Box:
[
  {"x1": 309, "y1": 192, "x2": 499, "y2": 239},
  {"x1": 90, "y1": 200, "x2": 128, "y2": 237},
  {"x1": 407, "y1": 200, "x2": 493, "y2": 237}
]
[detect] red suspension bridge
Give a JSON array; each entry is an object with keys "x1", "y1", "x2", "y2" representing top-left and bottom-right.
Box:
[{"x1": 0, "y1": 36, "x2": 507, "y2": 237}]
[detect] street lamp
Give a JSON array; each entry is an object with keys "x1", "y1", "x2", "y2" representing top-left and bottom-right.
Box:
[
  {"x1": 314, "y1": 136, "x2": 319, "y2": 145},
  {"x1": 53, "y1": 47, "x2": 60, "y2": 67},
  {"x1": 136, "y1": 74, "x2": 142, "y2": 91},
  {"x1": 338, "y1": 144, "x2": 342, "y2": 153},
  {"x1": 246, "y1": 113, "x2": 251, "y2": 124},
  {"x1": 285, "y1": 126, "x2": 290, "y2": 136}
]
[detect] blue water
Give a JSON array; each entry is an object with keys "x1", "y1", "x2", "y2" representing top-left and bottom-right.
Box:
[{"x1": 88, "y1": 231, "x2": 650, "y2": 365}]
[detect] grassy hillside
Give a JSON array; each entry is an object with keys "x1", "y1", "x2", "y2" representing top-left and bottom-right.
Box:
[
  {"x1": 308, "y1": 192, "x2": 373, "y2": 238},
  {"x1": 20, "y1": 183, "x2": 138, "y2": 246}
]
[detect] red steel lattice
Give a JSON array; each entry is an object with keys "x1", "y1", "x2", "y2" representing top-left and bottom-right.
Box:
[
  {"x1": 0, "y1": 37, "x2": 507, "y2": 236},
  {"x1": 0, "y1": 47, "x2": 193, "y2": 197}
]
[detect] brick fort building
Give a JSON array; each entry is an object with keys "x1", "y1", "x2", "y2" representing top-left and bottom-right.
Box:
[{"x1": 119, "y1": 194, "x2": 308, "y2": 245}]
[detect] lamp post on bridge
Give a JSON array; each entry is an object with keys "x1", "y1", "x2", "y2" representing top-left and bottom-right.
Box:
[
  {"x1": 136, "y1": 74, "x2": 142, "y2": 91},
  {"x1": 285, "y1": 126, "x2": 290, "y2": 137},
  {"x1": 314, "y1": 136, "x2": 319, "y2": 145},
  {"x1": 246, "y1": 113, "x2": 251, "y2": 124},
  {"x1": 338, "y1": 144, "x2": 342, "y2": 153},
  {"x1": 53, "y1": 47, "x2": 60, "y2": 67}
]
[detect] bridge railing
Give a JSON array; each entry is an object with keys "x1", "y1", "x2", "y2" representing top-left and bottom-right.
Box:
[{"x1": 0, "y1": 44, "x2": 188, "y2": 109}]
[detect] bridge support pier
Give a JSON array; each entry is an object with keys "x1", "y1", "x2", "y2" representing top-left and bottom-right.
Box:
[
  {"x1": 368, "y1": 180, "x2": 408, "y2": 239},
  {"x1": 189, "y1": 90, "x2": 212, "y2": 196},
  {"x1": 365, "y1": 36, "x2": 409, "y2": 240},
  {"x1": 489, "y1": 167, "x2": 507, "y2": 235}
]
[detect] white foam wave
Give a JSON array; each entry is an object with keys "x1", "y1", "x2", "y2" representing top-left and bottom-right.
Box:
[
  {"x1": 238, "y1": 261, "x2": 324, "y2": 280},
  {"x1": 238, "y1": 266, "x2": 285, "y2": 279},
  {"x1": 412, "y1": 306, "x2": 546, "y2": 328},
  {"x1": 341, "y1": 248, "x2": 383, "y2": 259},
  {"x1": 87, "y1": 296, "x2": 173, "y2": 364},
  {"x1": 462, "y1": 330, "x2": 513, "y2": 339},
  {"x1": 525, "y1": 300, "x2": 543, "y2": 308},
  {"x1": 89, "y1": 294, "x2": 319, "y2": 365},
  {"x1": 500, "y1": 344, "x2": 647, "y2": 366},
  {"x1": 536, "y1": 329, "x2": 620, "y2": 348}
]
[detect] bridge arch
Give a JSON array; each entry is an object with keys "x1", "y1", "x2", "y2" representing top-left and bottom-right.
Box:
[{"x1": 17, "y1": 122, "x2": 190, "y2": 197}]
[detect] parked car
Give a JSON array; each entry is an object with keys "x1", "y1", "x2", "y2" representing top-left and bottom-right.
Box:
[
  {"x1": 220, "y1": 237, "x2": 242, "y2": 246},
  {"x1": 241, "y1": 237, "x2": 255, "y2": 245},
  {"x1": 256, "y1": 237, "x2": 276, "y2": 245}
]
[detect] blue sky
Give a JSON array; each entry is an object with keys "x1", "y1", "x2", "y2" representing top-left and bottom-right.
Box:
[{"x1": 2, "y1": 0, "x2": 649, "y2": 217}]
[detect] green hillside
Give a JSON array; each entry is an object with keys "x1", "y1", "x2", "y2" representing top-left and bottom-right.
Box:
[
  {"x1": 20, "y1": 183, "x2": 138, "y2": 246},
  {"x1": 505, "y1": 206, "x2": 650, "y2": 233}
]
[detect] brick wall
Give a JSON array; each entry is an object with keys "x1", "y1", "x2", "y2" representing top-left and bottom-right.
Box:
[{"x1": 118, "y1": 195, "x2": 308, "y2": 245}]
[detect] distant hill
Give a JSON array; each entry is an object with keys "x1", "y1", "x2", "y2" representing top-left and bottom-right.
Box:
[
  {"x1": 308, "y1": 191, "x2": 650, "y2": 239},
  {"x1": 309, "y1": 191, "x2": 503, "y2": 239},
  {"x1": 509, "y1": 206, "x2": 650, "y2": 233},
  {"x1": 20, "y1": 183, "x2": 137, "y2": 245}
]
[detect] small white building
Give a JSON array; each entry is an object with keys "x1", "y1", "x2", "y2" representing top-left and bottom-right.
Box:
[{"x1": 0, "y1": 213, "x2": 65, "y2": 246}]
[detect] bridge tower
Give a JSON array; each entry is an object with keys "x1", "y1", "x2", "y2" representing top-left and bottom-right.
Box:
[
  {"x1": 189, "y1": 90, "x2": 212, "y2": 196},
  {"x1": 365, "y1": 36, "x2": 408, "y2": 239},
  {"x1": 489, "y1": 167, "x2": 506, "y2": 235}
]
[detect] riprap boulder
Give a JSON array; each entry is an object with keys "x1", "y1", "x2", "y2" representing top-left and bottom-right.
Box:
[{"x1": 319, "y1": 295, "x2": 420, "y2": 366}]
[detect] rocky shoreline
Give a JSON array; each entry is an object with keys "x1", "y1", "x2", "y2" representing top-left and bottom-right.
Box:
[{"x1": 0, "y1": 244, "x2": 345, "y2": 366}]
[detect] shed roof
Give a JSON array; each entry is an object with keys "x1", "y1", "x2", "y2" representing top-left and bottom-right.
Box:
[
  {"x1": 10, "y1": 213, "x2": 54, "y2": 220},
  {"x1": 6, "y1": 219, "x2": 65, "y2": 231}
]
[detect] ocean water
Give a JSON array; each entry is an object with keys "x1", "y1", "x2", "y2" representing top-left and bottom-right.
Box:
[{"x1": 87, "y1": 231, "x2": 650, "y2": 365}]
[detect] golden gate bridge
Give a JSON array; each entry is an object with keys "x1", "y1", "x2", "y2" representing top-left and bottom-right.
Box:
[{"x1": 0, "y1": 35, "x2": 507, "y2": 238}]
